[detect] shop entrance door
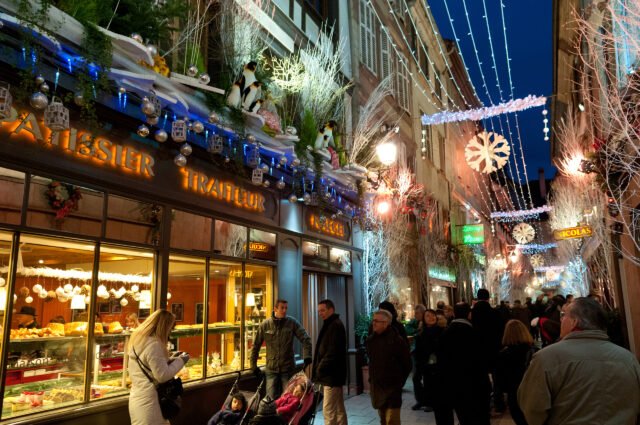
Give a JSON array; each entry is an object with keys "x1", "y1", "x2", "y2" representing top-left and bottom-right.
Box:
[{"x1": 302, "y1": 272, "x2": 348, "y2": 353}]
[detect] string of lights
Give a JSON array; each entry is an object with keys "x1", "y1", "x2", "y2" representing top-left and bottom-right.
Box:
[
  {"x1": 516, "y1": 243, "x2": 558, "y2": 254},
  {"x1": 490, "y1": 205, "x2": 552, "y2": 221}
]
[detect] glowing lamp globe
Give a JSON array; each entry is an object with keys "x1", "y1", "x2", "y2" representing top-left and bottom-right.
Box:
[
  {"x1": 376, "y1": 142, "x2": 397, "y2": 166},
  {"x1": 377, "y1": 200, "x2": 391, "y2": 215}
]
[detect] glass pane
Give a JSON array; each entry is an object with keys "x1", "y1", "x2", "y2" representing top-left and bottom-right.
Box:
[
  {"x1": 206, "y1": 261, "x2": 242, "y2": 377},
  {"x1": 106, "y1": 195, "x2": 164, "y2": 246},
  {"x1": 330, "y1": 248, "x2": 351, "y2": 273},
  {"x1": 0, "y1": 167, "x2": 25, "y2": 225},
  {"x1": 248, "y1": 229, "x2": 276, "y2": 261},
  {"x1": 302, "y1": 241, "x2": 328, "y2": 269},
  {"x1": 90, "y1": 245, "x2": 154, "y2": 400},
  {"x1": 3, "y1": 235, "x2": 94, "y2": 419},
  {"x1": 171, "y1": 210, "x2": 212, "y2": 252},
  {"x1": 0, "y1": 231, "x2": 13, "y2": 360},
  {"x1": 27, "y1": 176, "x2": 104, "y2": 237},
  {"x1": 244, "y1": 264, "x2": 273, "y2": 369},
  {"x1": 214, "y1": 221, "x2": 246, "y2": 257},
  {"x1": 168, "y1": 255, "x2": 205, "y2": 382}
]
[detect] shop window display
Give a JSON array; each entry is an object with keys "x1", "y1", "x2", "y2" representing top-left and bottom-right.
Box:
[
  {"x1": 0, "y1": 232, "x2": 12, "y2": 360},
  {"x1": 171, "y1": 209, "x2": 212, "y2": 252},
  {"x1": 302, "y1": 241, "x2": 329, "y2": 269},
  {"x1": 2, "y1": 235, "x2": 95, "y2": 419},
  {"x1": 106, "y1": 195, "x2": 164, "y2": 246},
  {"x1": 248, "y1": 229, "x2": 276, "y2": 261},
  {"x1": 215, "y1": 220, "x2": 247, "y2": 257},
  {"x1": 27, "y1": 176, "x2": 104, "y2": 237},
  {"x1": 168, "y1": 255, "x2": 206, "y2": 382},
  {"x1": 0, "y1": 167, "x2": 25, "y2": 225},
  {"x1": 89, "y1": 245, "x2": 155, "y2": 400},
  {"x1": 329, "y1": 247, "x2": 351, "y2": 273},
  {"x1": 243, "y1": 264, "x2": 273, "y2": 369}
]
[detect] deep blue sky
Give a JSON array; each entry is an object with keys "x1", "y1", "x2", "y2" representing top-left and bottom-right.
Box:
[{"x1": 428, "y1": 0, "x2": 557, "y2": 181}]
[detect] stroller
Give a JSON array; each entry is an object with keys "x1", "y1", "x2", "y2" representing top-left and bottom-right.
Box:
[
  {"x1": 214, "y1": 372, "x2": 265, "y2": 425},
  {"x1": 279, "y1": 371, "x2": 320, "y2": 425}
]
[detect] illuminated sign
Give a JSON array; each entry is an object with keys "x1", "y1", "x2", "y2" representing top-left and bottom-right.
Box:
[
  {"x1": 248, "y1": 242, "x2": 270, "y2": 252},
  {"x1": 553, "y1": 225, "x2": 593, "y2": 241},
  {"x1": 180, "y1": 167, "x2": 266, "y2": 213},
  {"x1": 428, "y1": 266, "x2": 456, "y2": 283},
  {"x1": 308, "y1": 213, "x2": 346, "y2": 239},
  {"x1": 0, "y1": 108, "x2": 155, "y2": 177},
  {"x1": 460, "y1": 224, "x2": 485, "y2": 245}
]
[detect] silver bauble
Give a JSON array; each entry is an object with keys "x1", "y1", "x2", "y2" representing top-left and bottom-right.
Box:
[
  {"x1": 146, "y1": 116, "x2": 159, "y2": 126},
  {"x1": 208, "y1": 112, "x2": 220, "y2": 124},
  {"x1": 73, "y1": 92, "x2": 85, "y2": 106},
  {"x1": 187, "y1": 65, "x2": 199, "y2": 77},
  {"x1": 35, "y1": 75, "x2": 45, "y2": 85},
  {"x1": 288, "y1": 194, "x2": 298, "y2": 203},
  {"x1": 336, "y1": 210, "x2": 343, "y2": 216},
  {"x1": 137, "y1": 124, "x2": 150, "y2": 137},
  {"x1": 154, "y1": 129, "x2": 168, "y2": 143},
  {"x1": 279, "y1": 156, "x2": 288, "y2": 165},
  {"x1": 303, "y1": 193, "x2": 311, "y2": 204},
  {"x1": 260, "y1": 163, "x2": 269, "y2": 173},
  {"x1": 29, "y1": 92, "x2": 48, "y2": 110},
  {"x1": 199, "y1": 73, "x2": 211, "y2": 85},
  {"x1": 276, "y1": 180, "x2": 286, "y2": 190},
  {"x1": 131, "y1": 33, "x2": 144, "y2": 43},
  {"x1": 263, "y1": 180, "x2": 270, "y2": 188},
  {"x1": 174, "y1": 154, "x2": 187, "y2": 167},
  {"x1": 247, "y1": 134, "x2": 257, "y2": 143},
  {"x1": 146, "y1": 44, "x2": 158, "y2": 56},
  {"x1": 285, "y1": 126, "x2": 297, "y2": 136},
  {"x1": 331, "y1": 214, "x2": 337, "y2": 220},
  {"x1": 118, "y1": 87, "x2": 127, "y2": 94},
  {"x1": 292, "y1": 158, "x2": 301, "y2": 167},
  {"x1": 224, "y1": 156, "x2": 230, "y2": 163},
  {"x1": 324, "y1": 191, "x2": 332, "y2": 200},
  {"x1": 192, "y1": 121, "x2": 204, "y2": 134},
  {"x1": 40, "y1": 82, "x2": 50, "y2": 93},
  {"x1": 141, "y1": 98, "x2": 156, "y2": 116},
  {"x1": 180, "y1": 143, "x2": 193, "y2": 156}
]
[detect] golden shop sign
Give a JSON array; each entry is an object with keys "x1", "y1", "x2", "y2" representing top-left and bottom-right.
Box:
[
  {"x1": 307, "y1": 212, "x2": 348, "y2": 239},
  {"x1": 248, "y1": 242, "x2": 270, "y2": 252},
  {"x1": 0, "y1": 108, "x2": 155, "y2": 177},
  {"x1": 180, "y1": 167, "x2": 266, "y2": 213},
  {"x1": 553, "y1": 225, "x2": 593, "y2": 241}
]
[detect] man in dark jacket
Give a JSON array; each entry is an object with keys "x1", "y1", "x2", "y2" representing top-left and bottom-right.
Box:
[
  {"x1": 435, "y1": 302, "x2": 491, "y2": 425},
  {"x1": 378, "y1": 300, "x2": 409, "y2": 344},
  {"x1": 366, "y1": 309, "x2": 411, "y2": 425},
  {"x1": 251, "y1": 299, "x2": 312, "y2": 399},
  {"x1": 312, "y1": 299, "x2": 347, "y2": 425}
]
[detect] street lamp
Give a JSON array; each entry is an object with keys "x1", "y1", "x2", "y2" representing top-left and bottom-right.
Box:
[{"x1": 376, "y1": 142, "x2": 397, "y2": 166}]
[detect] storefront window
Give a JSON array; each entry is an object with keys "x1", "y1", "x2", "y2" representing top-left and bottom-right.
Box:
[
  {"x1": 329, "y1": 248, "x2": 351, "y2": 273},
  {"x1": 90, "y1": 245, "x2": 155, "y2": 400},
  {"x1": 244, "y1": 264, "x2": 273, "y2": 368},
  {"x1": 27, "y1": 176, "x2": 104, "y2": 237},
  {"x1": 248, "y1": 229, "x2": 276, "y2": 261},
  {"x1": 168, "y1": 255, "x2": 205, "y2": 382},
  {"x1": 106, "y1": 195, "x2": 164, "y2": 246},
  {"x1": 206, "y1": 261, "x2": 242, "y2": 377},
  {"x1": 171, "y1": 209, "x2": 212, "y2": 252},
  {"x1": 214, "y1": 220, "x2": 246, "y2": 257},
  {"x1": 3, "y1": 235, "x2": 95, "y2": 419},
  {"x1": 302, "y1": 241, "x2": 328, "y2": 269},
  {"x1": 0, "y1": 167, "x2": 25, "y2": 225},
  {"x1": 0, "y1": 231, "x2": 12, "y2": 359}
]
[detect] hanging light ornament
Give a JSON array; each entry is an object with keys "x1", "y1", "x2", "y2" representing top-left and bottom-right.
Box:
[
  {"x1": 252, "y1": 168, "x2": 264, "y2": 185},
  {"x1": 180, "y1": 143, "x2": 193, "y2": 156},
  {"x1": 192, "y1": 120, "x2": 205, "y2": 134},
  {"x1": 44, "y1": 97, "x2": 70, "y2": 131},
  {"x1": 276, "y1": 179, "x2": 286, "y2": 190},
  {"x1": 199, "y1": 73, "x2": 211, "y2": 85},
  {"x1": 73, "y1": 92, "x2": 84, "y2": 106},
  {"x1": 29, "y1": 92, "x2": 48, "y2": 110},
  {"x1": 40, "y1": 82, "x2": 50, "y2": 93},
  {"x1": 247, "y1": 145, "x2": 260, "y2": 168},
  {"x1": 512, "y1": 222, "x2": 536, "y2": 244},
  {"x1": 25, "y1": 295, "x2": 33, "y2": 304},
  {"x1": 288, "y1": 194, "x2": 298, "y2": 203},
  {"x1": 35, "y1": 75, "x2": 45, "y2": 86},
  {"x1": 172, "y1": 119, "x2": 187, "y2": 142},
  {"x1": 465, "y1": 131, "x2": 511, "y2": 173},
  {"x1": 207, "y1": 134, "x2": 224, "y2": 154},
  {"x1": 147, "y1": 116, "x2": 159, "y2": 126},
  {"x1": 131, "y1": 33, "x2": 144, "y2": 43},
  {"x1": 174, "y1": 154, "x2": 187, "y2": 167},
  {"x1": 187, "y1": 65, "x2": 199, "y2": 78},
  {"x1": 154, "y1": 129, "x2": 168, "y2": 143},
  {"x1": 137, "y1": 124, "x2": 150, "y2": 138},
  {"x1": 208, "y1": 112, "x2": 220, "y2": 124},
  {"x1": 0, "y1": 82, "x2": 13, "y2": 119}
]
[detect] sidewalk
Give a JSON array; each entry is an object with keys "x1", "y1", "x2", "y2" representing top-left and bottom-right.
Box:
[{"x1": 313, "y1": 383, "x2": 515, "y2": 425}]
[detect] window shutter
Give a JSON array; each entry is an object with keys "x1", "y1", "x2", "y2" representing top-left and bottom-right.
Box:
[{"x1": 380, "y1": 34, "x2": 390, "y2": 80}]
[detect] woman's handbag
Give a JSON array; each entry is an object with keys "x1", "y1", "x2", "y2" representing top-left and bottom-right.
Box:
[{"x1": 133, "y1": 348, "x2": 184, "y2": 419}]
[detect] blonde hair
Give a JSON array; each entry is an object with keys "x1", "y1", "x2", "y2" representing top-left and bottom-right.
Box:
[
  {"x1": 502, "y1": 319, "x2": 533, "y2": 346},
  {"x1": 126, "y1": 312, "x2": 140, "y2": 328},
  {"x1": 129, "y1": 309, "x2": 175, "y2": 351}
]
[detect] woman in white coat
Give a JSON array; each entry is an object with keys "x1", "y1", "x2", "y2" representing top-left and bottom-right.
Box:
[{"x1": 128, "y1": 309, "x2": 189, "y2": 425}]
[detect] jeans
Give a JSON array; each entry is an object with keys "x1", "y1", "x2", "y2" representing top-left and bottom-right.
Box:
[
  {"x1": 411, "y1": 361, "x2": 424, "y2": 404},
  {"x1": 265, "y1": 371, "x2": 291, "y2": 400},
  {"x1": 377, "y1": 408, "x2": 400, "y2": 425},
  {"x1": 322, "y1": 386, "x2": 347, "y2": 425}
]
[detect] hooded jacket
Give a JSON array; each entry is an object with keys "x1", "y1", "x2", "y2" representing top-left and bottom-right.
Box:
[{"x1": 250, "y1": 314, "x2": 312, "y2": 373}]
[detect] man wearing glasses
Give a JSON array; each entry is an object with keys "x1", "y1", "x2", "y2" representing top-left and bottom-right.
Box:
[
  {"x1": 366, "y1": 309, "x2": 411, "y2": 425},
  {"x1": 518, "y1": 297, "x2": 640, "y2": 424}
]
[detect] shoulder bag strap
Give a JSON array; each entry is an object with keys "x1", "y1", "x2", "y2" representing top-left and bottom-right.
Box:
[{"x1": 132, "y1": 346, "x2": 157, "y2": 385}]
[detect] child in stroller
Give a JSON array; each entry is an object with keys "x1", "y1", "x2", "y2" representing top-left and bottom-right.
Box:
[
  {"x1": 207, "y1": 393, "x2": 247, "y2": 425},
  {"x1": 277, "y1": 372, "x2": 318, "y2": 425},
  {"x1": 275, "y1": 383, "x2": 305, "y2": 422}
]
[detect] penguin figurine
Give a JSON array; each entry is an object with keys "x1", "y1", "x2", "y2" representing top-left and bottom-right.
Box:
[
  {"x1": 240, "y1": 61, "x2": 258, "y2": 92},
  {"x1": 227, "y1": 80, "x2": 242, "y2": 108},
  {"x1": 314, "y1": 120, "x2": 338, "y2": 151},
  {"x1": 242, "y1": 81, "x2": 262, "y2": 110},
  {"x1": 248, "y1": 99, "x2": 263, "y2": 114}
]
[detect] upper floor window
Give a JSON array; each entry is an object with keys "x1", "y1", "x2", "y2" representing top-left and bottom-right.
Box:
[
  {"x1": 396, "y1": 53, "x2": 410, "y2": 112},
  {"x1": 359, "y1": 0, "x2": 377, "y2": 74},
  {"x1": 380, "y1": 33, "x2": 392, "y2": 82}
]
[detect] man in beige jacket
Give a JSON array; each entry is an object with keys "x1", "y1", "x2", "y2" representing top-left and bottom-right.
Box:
[{"x1": 518, "y1": 297, "x2": 640, "y2": 425}]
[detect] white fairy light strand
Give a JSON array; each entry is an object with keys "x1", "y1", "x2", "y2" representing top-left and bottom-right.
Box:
[
  {"x1": 0, "y1": 266, "x2": 152, "y2": 285},
  {"x1": 490, "y1": 205, "x2": 552, "y2": 220},
  {"x1": 534, "y1": 265, "x2": 565, "y2": 273},
  {"x1": 421, "y1": 95, "x2": 547, "y2": 125},
  {"x1": 515, "y1": 242, "x2": 557, "y2": 254}
]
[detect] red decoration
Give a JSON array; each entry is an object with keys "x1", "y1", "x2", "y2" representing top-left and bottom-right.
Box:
[{"x1": 45, "y1": 181, "x2": 82, "y2": 223}]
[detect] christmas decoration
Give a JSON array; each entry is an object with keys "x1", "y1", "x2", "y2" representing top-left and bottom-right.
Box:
[
  {"x1": 137, "y1": 124, "x2": 150, "y2": 138},
  {"x1": 207, "y1": 134, "x2": 224, "y2": 153},
  {"x1": 44, "y1": 97, "x2": 69, "y2": 131},
  {"x1": 180, "y1": 143, "x2": 192, "y2": 156},
  {"x1": 465, "y1": 131, "x2": 511, "y2": 173},
  {"x1": 0, "y1": 82, "x2": 13, "y2": 119},
  {"x1": 198, "y1": 73, "x2": 210, "y2": 85},
  {"x1": 530, "y1": 254, "x2": 545, "y2": 268},
  {"x1": 191, "y1": 121, "x2": 204, "y2": 134},
  {"x1": 516, "y1": 243, "x2": 557, "y2": 254},
  {"x1": 29, "y1": 92, "x2": 48, "y2": 110},
  {"x1": 512, "y1": 222, "x2": 535, "y2": 244},
  {"x1": 187, "y1": 65, "x2": 199, "y2": 77},
  {"x1": 490, "y1": 205, "x2": 552, "y2": 222},
  {"x1": 45, "y1": 181, "x2": 82, "y2": 223},
  {"x1": 174, "y1": 154, "x2": 187, "y2": 167},
  {"x1": 154, "y1": 129, "x2": 168, "y2": 143},
  {"x1": 172, "y1": 120, "x2": 187, "y2": 142},
  {"x1": 251, "y1": 168, "x2": 263, "y2": 185}
]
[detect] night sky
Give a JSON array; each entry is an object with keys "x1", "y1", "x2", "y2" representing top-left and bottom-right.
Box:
[{"x1": 428, "y1": 0, "x2": 557, "y2": 182}]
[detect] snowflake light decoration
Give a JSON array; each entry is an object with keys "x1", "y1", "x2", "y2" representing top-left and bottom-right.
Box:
[
  {"x1": 512, "y1": 222, "x2": 535, "y2": 244},
  {"x1": 465, "y1": 131, "x2": 511, "y2": 173},
  {"x1": 530, "y1": 254, "x2": 545, "y2": 268}
]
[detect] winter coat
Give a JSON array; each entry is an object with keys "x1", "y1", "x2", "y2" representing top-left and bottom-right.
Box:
[
  {"x1": 207, "y1": 408, "x2": 244, "y2": 425},
  {"x1": 275, "y1": 393, "x2": 301, "y2": 422},
  {"x1": 511, "y1": 306, "x2": 531, "y2": 329},
  {"x1": 495, "y1": 343, "x2": 534, "y2": 393},
  {"x1": 518, "y1": 330, "x2": 640, "y2": 425},
  {"x1": 366, "y1": 326, "x2": 412, "y2": 409},
  {"x1": 471, "y1": 300, "x2": 504, "y2": 368},
  {"x1": 128, "y1": 337, "x2": 186, "y2": 425},
  {"x1": 414, "y1": 325, "x2": 442, "y2": 370},
  {"x1": 251, "y1": 314, "x2": 312, "y2": 373},
  {"x1": 312, "y1": 313, "x2": 347, "y2": 387}
]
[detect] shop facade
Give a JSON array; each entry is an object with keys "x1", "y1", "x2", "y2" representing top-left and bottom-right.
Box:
[{"x1": 0, "y1": 102, "x2": 362, "y2": 424}]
